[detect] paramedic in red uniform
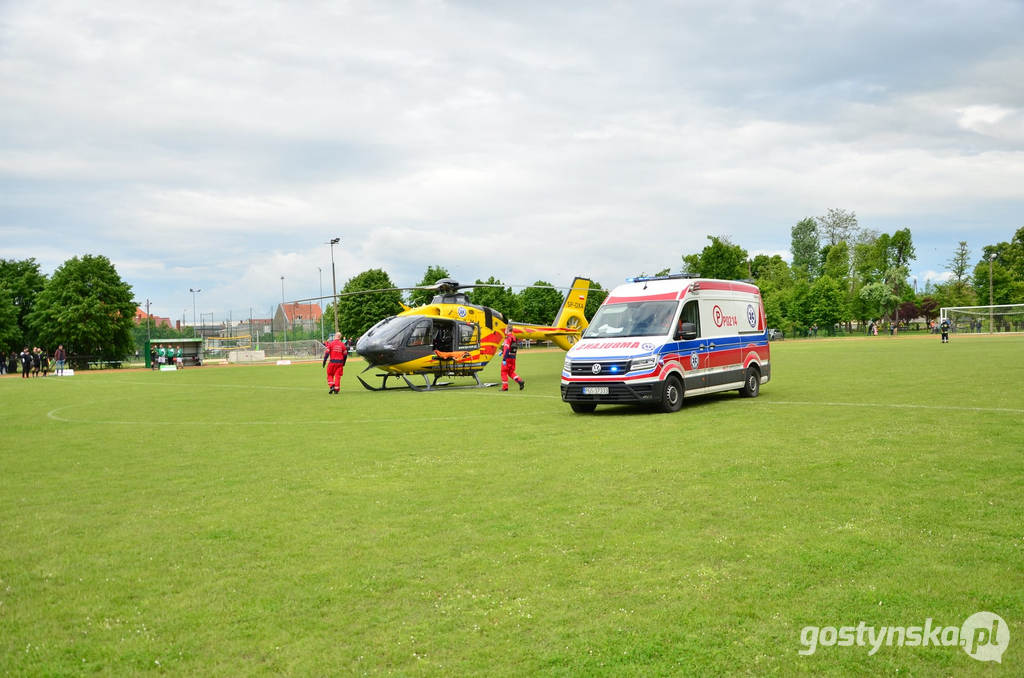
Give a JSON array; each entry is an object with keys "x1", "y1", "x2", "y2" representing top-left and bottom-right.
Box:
[
  {"x1": 322, "y1": 332, "x2": 348, "y2": 394},
  {"x1": 500, "y1": 329, "x2": 525, "y2": 391}
]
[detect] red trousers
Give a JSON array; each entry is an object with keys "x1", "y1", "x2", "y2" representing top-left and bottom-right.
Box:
[
  {"x1": 327, "y1": 362, "x2": 344, "y2": 390},
  {"x1": 500, "y1": 359, "x2": 520, "y2": 388}
]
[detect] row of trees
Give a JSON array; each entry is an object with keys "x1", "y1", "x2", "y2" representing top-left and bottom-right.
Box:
[
  {"x1": 0, "y1": 255, "x2": 136, "y2": 362},
  {"x1": 4, "y1": 219, "x2": 1021, "y2": 360},
  {"x1": 681, "y1": 212, "x2": 1024, "y2": 336}
]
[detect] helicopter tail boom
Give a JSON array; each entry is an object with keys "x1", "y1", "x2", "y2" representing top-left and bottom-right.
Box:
[{"x1": 509, "y1": 277, "x2": 591, "y2": 349}]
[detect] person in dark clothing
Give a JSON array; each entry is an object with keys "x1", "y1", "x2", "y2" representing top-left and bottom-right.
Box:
[
  {"x1": 20, "y1": 348, "x2": 32, "y2": 378},
  {"x1": 31, "y1": 347, "x2": 41, "y2": 377}
]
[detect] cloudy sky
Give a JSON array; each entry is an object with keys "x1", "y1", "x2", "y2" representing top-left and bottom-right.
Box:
[{"x1": 2, "y1": 0, "x2": 1023, "y2": 323}]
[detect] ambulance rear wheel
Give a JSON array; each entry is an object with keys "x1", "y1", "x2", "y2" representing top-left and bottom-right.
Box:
[
  {"x1": 740, "y1": 366, "x2": 760, "y2": 398},
  {"x1": 570, "y1": 402, "x2": 596, "y2": 414},
  {"x1": 660, "y1": 375, "x2": 683, "y2": 413}
]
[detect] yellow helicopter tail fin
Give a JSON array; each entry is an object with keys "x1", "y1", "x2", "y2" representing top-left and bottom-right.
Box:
[{"x1": 549, "y1": 277, "x2": 591, "y2": 350}]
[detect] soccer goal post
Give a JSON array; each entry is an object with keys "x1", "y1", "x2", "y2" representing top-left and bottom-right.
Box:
[
  {"x1": 258, "y1": 339, "x2": 326, "y2": 360},
  {"x1": 939, "y1": 304, "x2": 1024, "y2": 334}
]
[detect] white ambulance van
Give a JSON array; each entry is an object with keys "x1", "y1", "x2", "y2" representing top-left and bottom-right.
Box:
[{"x1": 560, "y1": 275, "x2": 770, "y2": 413}]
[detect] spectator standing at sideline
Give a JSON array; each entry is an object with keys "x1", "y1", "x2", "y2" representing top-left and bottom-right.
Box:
[
  {"x1": 19, "y1": 347, "x2": 32, "y2": 378},
  {"x1": 53, "y1": 345, "x2": 67, "y2": 376}
]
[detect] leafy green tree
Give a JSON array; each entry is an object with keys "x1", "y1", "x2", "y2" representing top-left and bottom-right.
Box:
[
  {"x1": 822, "y1": 241, "x2": 850, "y2": 282},
  {"x1": 28, "y1": 255, "x2": 136, "y2": 362},
  {"x1": 750, "y1": 254, "x2": 792, "y2": 286},
  {"x1": 407, "y1": 265, "x2": 452, "y2": 307},
  {"x1": 808, "y1": 275, "x2": 848, "y2": 333},
  {"x1": 0, "y1": 286, "x2": 21, "y2": 351},
  {"x1": 682, "y1": 236, "x2": 748, "y2": 280},
  {"x1": 584, "y1": 281, "x2": 608, "y2": 321},
  {"x1": 336, "y1": 269, "x2": 403, "y2": 339},
  {"x1": 859, "y1": 279, "x2": 900, "y2": 322},
  {"x1": 466, "y1": 277, "x2": 520, "y2": 320},
  {"x1": 0, "y1": 258, "x2": 48, "y2": 346},
  {"x1": 972, "y1": 256, "x2": 1020, "y2": 306},
  {"x1": 790, "y1": 218, "x2": 821, "y2": 279},
  {"x1": 516, "y1": 281, "x2": 563, "y2": 325}
]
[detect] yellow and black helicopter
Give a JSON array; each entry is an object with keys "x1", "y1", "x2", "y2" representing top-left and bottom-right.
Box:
[{"x1": 319, "y1": 277, "x2": 591, "y2": 391}]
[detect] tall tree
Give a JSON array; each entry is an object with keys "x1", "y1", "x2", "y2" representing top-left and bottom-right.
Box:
[
  {"x1": 682, "y1": 236, "x2": 749, "y2": 280},
  {"x1": 466, "y1": 277, "x2": 520, "y2": 320},
  {"x1": 335, "y1": 269, "x2": 403, "y2": 339},
  {"x1": 808, "y1": 275, "x2": 848, "y2": 332},
  {"x1": 946, "y1": 241, "x2": 972, "y2": 284},
  {"x1": 27, "y1": 255, "x2": 135, "y2": 361},
  {"x1": 407, "y1": 265, "x2": 452, "y2": 307},
  {"x1": 0, "y1": 258, "x2": 48, "y2": 346},
  {"x1": 516, "y1": 281, "x2": 563, "y2": 325},
  {"x1": 815, "y1": 208, "x2": 859, "y2": 246},
  {"x1": 0, "y1": 286, "x2": 20, "y2": 351},
  {"x1": 790, "y1": 218, "x2": 821, "y2": 278},
  {"x1": 822, "y1": 241, "x2": 851, "y2": 282}
]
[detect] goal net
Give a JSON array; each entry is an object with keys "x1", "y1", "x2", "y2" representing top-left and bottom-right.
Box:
[
  {"x1": 205, "y1": 334, "x2": 253, "y2": 353},
  {"x1": 258, "y1": 339, "x2": 326, "y2": 360},
  {"x1": 939, "y1": 304, "x2": 1024, "y2": 334}
]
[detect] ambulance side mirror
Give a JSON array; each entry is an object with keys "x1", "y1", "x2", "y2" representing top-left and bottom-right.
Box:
[{"x1": 677, "y1": 322, "x2": 697, "y2": 340}]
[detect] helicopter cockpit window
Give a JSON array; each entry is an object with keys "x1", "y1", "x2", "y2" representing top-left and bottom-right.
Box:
[
  {"x1": 457, "y1": 322, "x2": 480, "y2": 349},
  {"x1": 363, "y1": 316, "x2": 405, "y2": 341},
  {"x1": 406, "y1": 320, "x2": 432, "y2": 347}
]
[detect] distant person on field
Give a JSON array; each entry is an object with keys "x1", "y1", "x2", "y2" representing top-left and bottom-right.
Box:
[
  {"x1": 54, "y1": 345, "x2": 67, "y2": 376},
  {"x1": 31, "y1": 347, "x2": 41, "y2": 377},
  {"x1": 940, "y1": 319, "x2": 950, "y2": 343},
  {"x1": 322, "y1": 331, "x2": 348, "y2": 395},
  {"x1": 40, "y1": 348, "x2": 49, "y2": 376},
  {"x1": 20, "y1": 347, "x2": 32, "y2": 378}
]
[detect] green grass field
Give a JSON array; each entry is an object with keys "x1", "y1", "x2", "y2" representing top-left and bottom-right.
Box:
[{"x1": 2, "y1": 335, "x2": 1022, "y2": 676}]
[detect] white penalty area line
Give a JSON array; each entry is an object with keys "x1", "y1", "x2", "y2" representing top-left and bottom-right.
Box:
[
  {"x1": 45, "y1": 404, "x2": 563, "y2": 426},
  {"x1": 760, "y1": 400, "x2": 1024, "y2": 415}
]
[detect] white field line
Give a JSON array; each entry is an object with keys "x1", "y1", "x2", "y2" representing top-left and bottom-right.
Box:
[{"x1": 759, "y1": 400, "x2": 1024, "y2": 414}]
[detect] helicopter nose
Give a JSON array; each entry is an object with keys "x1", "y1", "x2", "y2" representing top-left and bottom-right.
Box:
[{"x1": 355, "y1": 334, "x2": 401, "y2": 367}]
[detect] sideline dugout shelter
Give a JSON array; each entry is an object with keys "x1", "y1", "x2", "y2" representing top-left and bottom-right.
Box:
[{"x1": 145, "y1": 338, "x2": 204, "y2": 368}]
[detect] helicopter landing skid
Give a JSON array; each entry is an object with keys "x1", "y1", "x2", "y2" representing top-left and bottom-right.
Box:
[{"x1": 357, "y1": 370, "x2": 499, "y2": 392}]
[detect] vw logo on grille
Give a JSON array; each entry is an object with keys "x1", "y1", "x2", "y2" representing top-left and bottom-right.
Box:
[{"x1": 591, "y1": 363, "x2": 602, "y2": 374}]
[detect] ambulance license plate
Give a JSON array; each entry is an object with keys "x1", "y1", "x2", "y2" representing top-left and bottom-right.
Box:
[{"x1": 582, "y1": 386, "x2": 609, "y2": 395}]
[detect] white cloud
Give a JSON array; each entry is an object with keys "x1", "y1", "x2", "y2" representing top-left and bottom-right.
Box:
[{"x1": 2, "y1": 0, "x2": 1024, "y2": 319}]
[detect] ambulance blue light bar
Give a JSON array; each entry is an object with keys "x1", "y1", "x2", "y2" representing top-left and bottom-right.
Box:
[{"x1": 625, "y1": 273, "x2": 698, "y2": 283}]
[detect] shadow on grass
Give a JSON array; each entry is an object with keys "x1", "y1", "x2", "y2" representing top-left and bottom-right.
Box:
[{"x1": 581, "y1": 391, "x2": 744, "y2": 417}]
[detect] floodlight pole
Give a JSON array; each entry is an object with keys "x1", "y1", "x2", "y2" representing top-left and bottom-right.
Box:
[
  {"x1": 318, "y1": 267, "x2": 325, "y2": 343},
  {"x1": 281, "y1": 276, "x2": 288, "y2": 343},
  {"x1": 988, "y1": 253, "x2": 996, "y2": 333},
  {"x1": 189, "y1": 288, "x2": 201, "y2": 337},
  {"x1": 329, "y1": 237, "x2": 340, "y2": 335}
]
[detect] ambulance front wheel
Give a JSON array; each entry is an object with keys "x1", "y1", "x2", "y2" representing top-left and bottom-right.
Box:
[
  {"x1": 740, "y1": 366, "x2": 760, "y2": 398},
  {"x1": 570, "y1": 402, "x2": 597, "y2": 414},
  {"x1": 660, "y1": 375, "x2": 683, "y2": 413}
]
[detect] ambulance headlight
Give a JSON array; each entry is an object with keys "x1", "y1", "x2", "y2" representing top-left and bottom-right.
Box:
[
  {"x1": 563, "y1": 357, "x2": 572, "y2": 372},
  {"x1": 629, "y1": 355, "x2": 658, "y2": 371}
]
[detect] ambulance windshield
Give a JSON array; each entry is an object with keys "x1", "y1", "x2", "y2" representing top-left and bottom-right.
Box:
[{"x1": 583, "y1": 300, "x2": 678, "y2": 338}]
